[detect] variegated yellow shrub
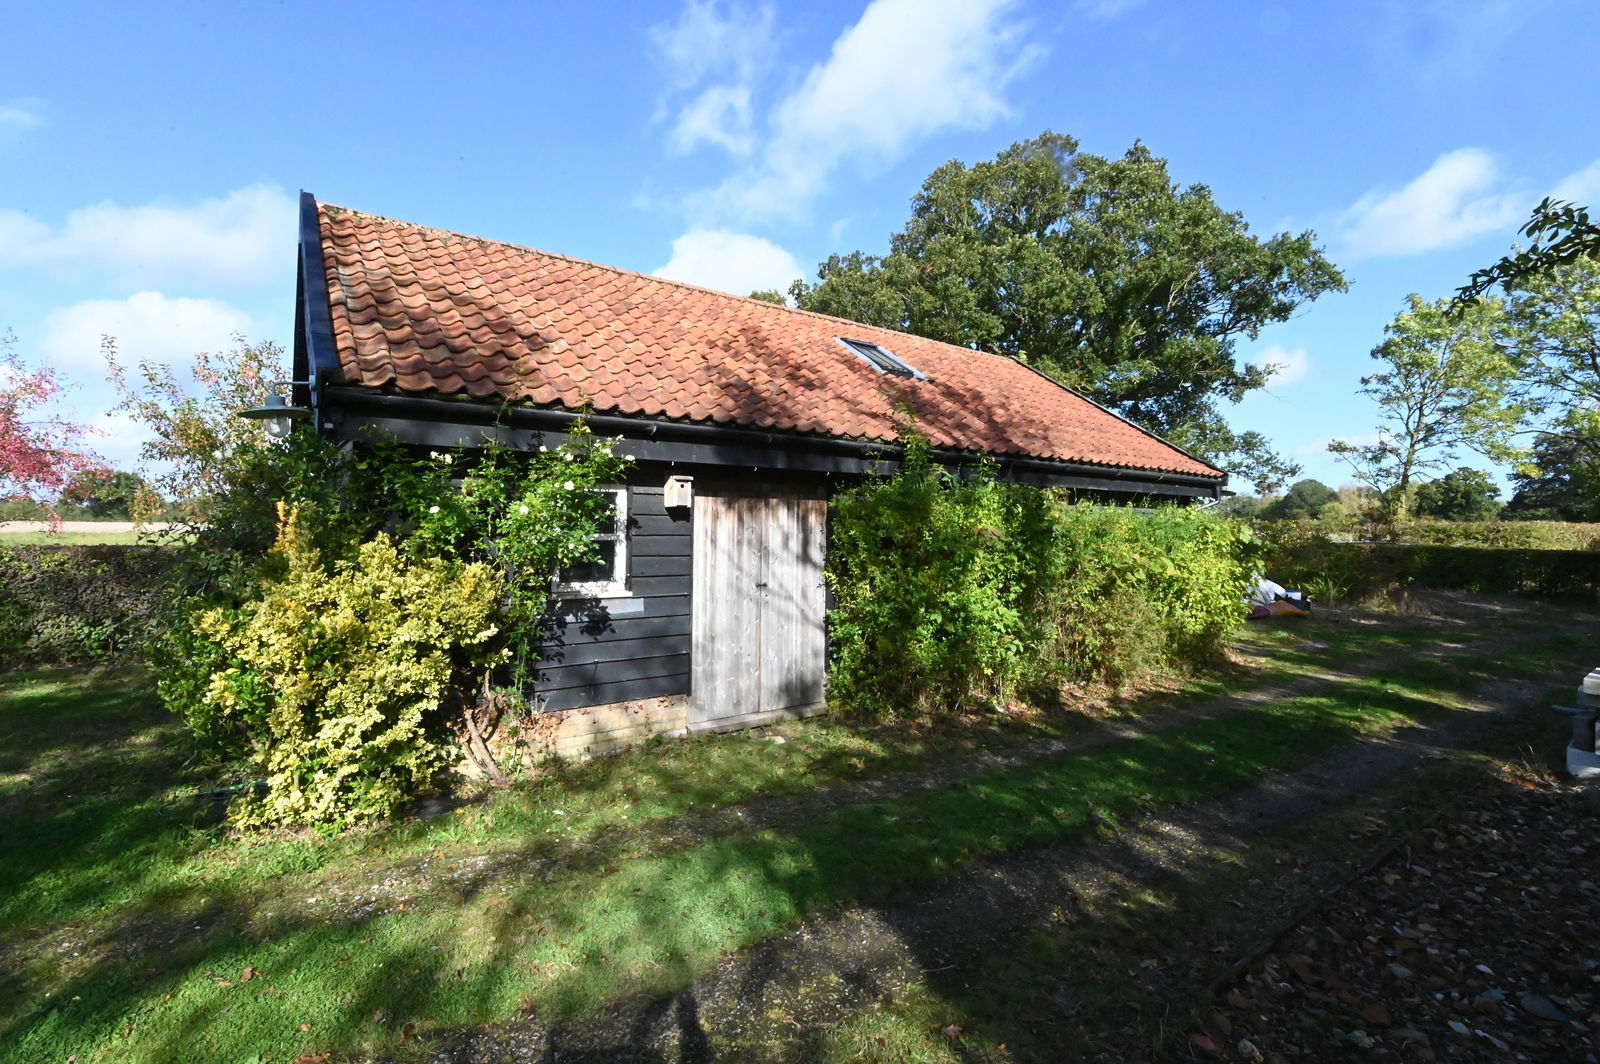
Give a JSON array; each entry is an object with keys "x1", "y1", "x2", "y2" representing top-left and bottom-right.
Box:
[{"x1": 194, "y1": 507, "x2": 503, "y2": 830}]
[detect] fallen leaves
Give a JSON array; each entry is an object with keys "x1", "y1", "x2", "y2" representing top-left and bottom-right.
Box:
[{"x1": 1199, "y1": 772, "x2": 1600, "y2": 1062}]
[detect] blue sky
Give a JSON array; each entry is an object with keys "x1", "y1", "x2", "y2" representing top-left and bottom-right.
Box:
[{"x1": 4, "y1": 0, "x2": 1597, "y2": 495}]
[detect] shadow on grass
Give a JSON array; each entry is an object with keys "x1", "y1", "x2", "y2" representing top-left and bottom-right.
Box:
[
  {"x1": 4, "y1": 620, "x2": 1583, "y2": 1063},
  {"x1": 0, "y1": 669, "x2": 224, "y2": 936}
]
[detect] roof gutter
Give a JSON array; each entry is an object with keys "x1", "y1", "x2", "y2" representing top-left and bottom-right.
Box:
[{"x1": 319, "y1": 387, "x2": 1227, "y2": 493}]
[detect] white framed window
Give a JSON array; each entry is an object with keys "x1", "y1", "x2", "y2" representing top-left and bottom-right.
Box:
[{"x1": 555, "y1": 486, "x2": 630, "y2": 596}]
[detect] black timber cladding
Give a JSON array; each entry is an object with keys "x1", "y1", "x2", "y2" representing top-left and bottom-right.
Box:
[{"x1": 534, "y1": 481, "x2": 692, "y2": 712}]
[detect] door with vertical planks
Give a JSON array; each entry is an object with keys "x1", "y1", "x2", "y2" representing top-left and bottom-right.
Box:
[{"x1": 691, "y1": 486, "x2": 826, "y2": 729}]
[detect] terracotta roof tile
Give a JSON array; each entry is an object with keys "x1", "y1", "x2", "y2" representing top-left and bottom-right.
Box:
[{"x1": 314, "y1": 203, "x2": 1223, "y2": 480}]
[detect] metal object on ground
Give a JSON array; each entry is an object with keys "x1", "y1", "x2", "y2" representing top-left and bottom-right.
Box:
[{"x1": 1553, "y1": 669, "x2": 1600, "y2": 778}]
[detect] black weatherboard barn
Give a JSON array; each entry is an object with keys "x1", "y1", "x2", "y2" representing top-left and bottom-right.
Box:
[{"x1": 292, "y1": 194, "x2": 1227, "y2": 752}]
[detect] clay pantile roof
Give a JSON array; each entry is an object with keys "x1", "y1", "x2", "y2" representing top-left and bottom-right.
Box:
[{"x1": 314, "y1": 203, "x2": 1223, "y2": 480}]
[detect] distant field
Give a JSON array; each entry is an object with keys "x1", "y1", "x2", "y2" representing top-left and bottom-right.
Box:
[{"x1": 0, "y1": 522, "x2": 179, "y2": 545}]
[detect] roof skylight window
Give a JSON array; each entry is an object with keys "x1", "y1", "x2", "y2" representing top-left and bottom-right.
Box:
[{"x1": 838, "y1": 337, "x2": 926, "y2": 380}]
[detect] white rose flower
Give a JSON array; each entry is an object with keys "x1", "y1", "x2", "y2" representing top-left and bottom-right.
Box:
[
  {"x1": 519, "y1": 504, "x2": 530, "y2": 515},
  {"x1": 428, "y1": 505, "x2": 440, "y2": 514},
  {"x1": 563, "y1": 480, "x2": 575, "y2": 490},
  {"x1": 564, "y1": 452, "x2": 575, "y2": 461},
  {"x1": 538, "y1": 445, "x2": 548, "y2": 453}
]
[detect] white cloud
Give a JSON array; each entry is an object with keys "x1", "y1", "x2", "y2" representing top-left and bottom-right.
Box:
[
  {"x1": 41, "y1": 292, "x2": 253, "y2": 376},
  {"x1": 0, "y1": 97, "x2": 45, "y2": 132},
  {"x1": 692, "y1": 0, "x2": 1037, "y2": 222},
  {"x1": 1340, "y1": 148, "x2": 1525, "y2": 258},
  {"x1": 78, "y1": 411, "x2": 158, "y2": 473},
  {"x1": 1248, "y1": 344, "x2": 1310, "y2": 386},
  {"x1": 670, "y1": 85, "x2": 756, "y2": 156},
  {"x1": 652, "y1": 1, "x2": 775, "y2": 89},
  {"x1": 653, "y1": 2, "x2": 774, "y2": 157},
  {"x1": 0, "y1": 184, "x2": 295, "y2": 288},
  {"x1": 652, "y1": 229, "x2": 803, "y2": 296},
  {"x1": 1553, "y1": 156, "x2": 1600, "y2": 206}
]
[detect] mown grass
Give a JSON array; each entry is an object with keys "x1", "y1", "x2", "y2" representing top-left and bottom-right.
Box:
[
  {"x1": 832, "y1": 628, "x2": 1588, "y2": 1063},
  {"x1": 0, "y1": 530, "x2": 153, "y2": 545},
  {"x1": 0, "y1": 609, "x2": 1585, "y2": 1063}
]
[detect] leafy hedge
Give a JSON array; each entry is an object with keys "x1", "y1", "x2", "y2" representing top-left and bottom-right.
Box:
[
  {"x1": 0, "y1": 545, "x2": 176, "y2": 667},
  {"x1": 827, "y1": 444, "x2": 1252, "y2": 718},
  {"x1": 1258, "y1": 525, "x2": 1600, "y2": 602},
  {"x1": 1389, "y1": 519, "x2": 1600, "y2": 551},
  {"x1": 1258, "y1": 517, "x2": 1600, "y2": 552}
]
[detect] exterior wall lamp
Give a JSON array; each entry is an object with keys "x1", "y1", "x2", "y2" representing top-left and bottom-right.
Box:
[{"x1": 238, "y1": 380, "x2": 312, "y2": 438}]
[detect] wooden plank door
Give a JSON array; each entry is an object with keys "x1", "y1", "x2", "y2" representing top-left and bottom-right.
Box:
[{"x1": 692, "y1": 488, "x2": 826, "y2": 729}]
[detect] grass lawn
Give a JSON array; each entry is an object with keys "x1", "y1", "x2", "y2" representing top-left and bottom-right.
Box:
[
  {"x1": 0, "y1": 530, "x2": 152, "y2": 545},
  {"x1": 0, "y1": 606, "x2": 1584, "y2": 1063}
]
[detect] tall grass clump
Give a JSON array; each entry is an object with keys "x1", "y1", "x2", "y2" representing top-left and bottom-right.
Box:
[{"x1": 826, "y1": 438, "x2": 1251, "y2": 718}]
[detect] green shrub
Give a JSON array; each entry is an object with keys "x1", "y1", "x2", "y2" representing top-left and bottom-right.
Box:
[
  {"x1": 150, "y1": 424, "x2": 633, "y2": 829},
  {"x1": 183, "y1": 508, "x2": 504, "y2": 830},
  {"x1": 1391, "y1": 519, "x2": 1600, "y2": 551},
  {"x1": 826, "y1": 442, "x2": 1252, "y2": 718},
  {"x1": 1253, "y1": 517, "x2": 1600, "y2": 552},
  {"x1": 1258, "y1": 526, "x2": 1600, "y2": 602},
  {"x1": 1034, "y1": 503, "x2": 1252, "y2": 686},
  {"x1": 828, "y1": 449, "x2": 1024, "y2": 717},
  {"x1": 0, "y1": 545, "x2": 177, "y2": 668}
]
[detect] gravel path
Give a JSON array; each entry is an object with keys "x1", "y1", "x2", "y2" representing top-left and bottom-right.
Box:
[{"x1": 1189, "y1": 774, "x2": 1600, "y2": 1063}]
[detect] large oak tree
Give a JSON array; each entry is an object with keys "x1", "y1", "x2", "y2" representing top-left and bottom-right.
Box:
[{"x1": 790, "y1": 132, "x2": 1347, "y2": 491}]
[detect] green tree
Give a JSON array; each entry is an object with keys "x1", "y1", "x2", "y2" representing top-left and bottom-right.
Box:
[
  {"x1": 1502, "y1": 432, "x2": 1600, "y2": 521},
  {"x1": 1459, "y1": 199, "x2": 1598, "y2": 301},
  {"x1": 1412, "y1": 467, "x2": 1502, "y2": 521},
  {"x1": 747, "y1": 289, "x2": 786, "y2": 305},
  {"x1": 1259, "y1": 478, "x2": 1337, "y2": 521},
  {"x1": 104, "y1": 332, "x2": 289, "y2": 528},
  {"x1": 1329, "y1": 295, "x2": 1522, "y2": 521},
  {"x1": 1501, "y1": 254, "x2": 1600, "y2": 453},
  {"x1": 789, "y1": 131, "x2": 1346, "y2": 491},
  {"x1": 1214, "y1": 493, "x2": 1267, "y2": 519},
  {"x1": 1317, "y1": 484, "x2": 1380, "y2": 533},
  {"x1": 58, "y1": 468, "x2": 148, "y2": 520}
]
